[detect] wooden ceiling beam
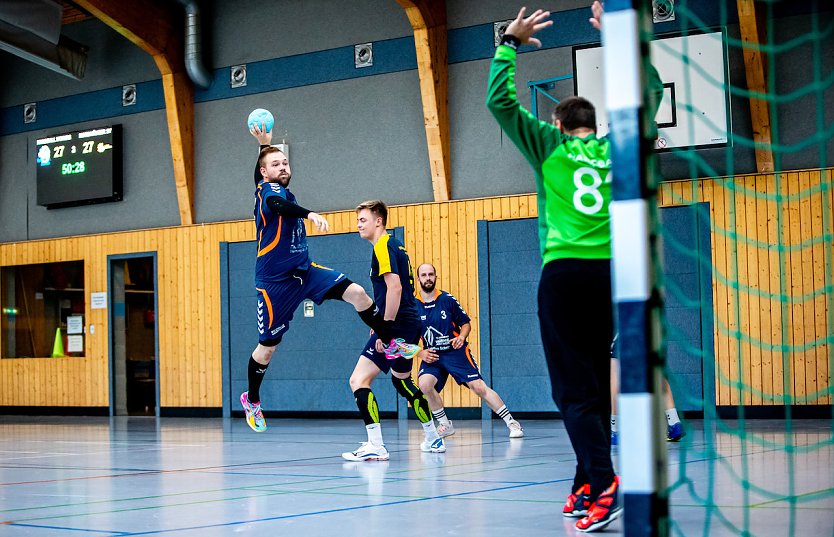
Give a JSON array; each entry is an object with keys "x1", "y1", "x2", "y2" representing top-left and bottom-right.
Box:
[
  {"x1": 74, "y1": 0, "x2": 195, "y2": 224},
  {"x1": 397, "y1": 0, "x2": 451, "y2": 201},
  {"x1": 737, "y1": 0, "x2": 774, "y2": 173}
]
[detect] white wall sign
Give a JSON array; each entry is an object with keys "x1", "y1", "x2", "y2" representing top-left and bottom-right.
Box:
[
  {"x1": 67, "y1": 335, "x2": 84, "y2": 353},
  {"x1": 67, "y1": 315, "x2": 83, "y2": 334},
  {"x1": 91, "y1": 292, "x2": 107, "y2": 309}
]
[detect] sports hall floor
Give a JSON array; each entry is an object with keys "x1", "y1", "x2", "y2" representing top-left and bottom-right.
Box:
[{"x1": 1, "y1": 417, "x2": 832, "y2": 536}]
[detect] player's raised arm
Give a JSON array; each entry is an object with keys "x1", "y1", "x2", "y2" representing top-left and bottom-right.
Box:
[
  {"x1": 506, "y1": 7, "x2": 553, "y2": 47},
  {"x1": 250, "y1": 123, "x2": 272, "y2": 146},
  {"x1": 486, "y1": 7, "x2": 562, "y2": 168}
]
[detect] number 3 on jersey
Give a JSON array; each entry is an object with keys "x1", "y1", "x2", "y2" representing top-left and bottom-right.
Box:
[{"x1": 572, "y1": 166, "x2": 611, "y2": 215}]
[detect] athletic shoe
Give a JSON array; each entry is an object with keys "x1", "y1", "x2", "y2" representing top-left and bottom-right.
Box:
[
  {"x1": 611, "y1": 430, "x2": 618, "y2": 446},
  {"x1": 420, "y1": 437, "x2": 447, "y2": 453},
  {"x1": 240, "y1": 392, "x2": 266, "y2": 432},
  {"x1": 562, "y1": 484, "x2": 591, "y2": 518},
  {"x1": 341, "y1": 442, "x2": 390, "y2": 461},
  {"x1": 508, "y1": 419, "x2": 524, "y2": 438},
  {"x1": 576, "y1": 477, "x2": 622, "y2": 532},
  {"x1": 383, "y1": 338, "x2": 420, "y2": 360},
  {"x1": 667, "y1": 422, "x2": 686, "y2": 442},
  {"x1": 437, "y1": 421, "x2": 456, "y2": 438}
]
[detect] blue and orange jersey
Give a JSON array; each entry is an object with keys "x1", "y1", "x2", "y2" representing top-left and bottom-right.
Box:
[
  {"x1": 254, "y1": 180, "x2": 310, "y2": 282},
  {"x1": 416, "y1": 290, "x2": 471, "y2": 352},
  {"x1": 370, "y1": 234, "x2": 420, "y2": 325}
]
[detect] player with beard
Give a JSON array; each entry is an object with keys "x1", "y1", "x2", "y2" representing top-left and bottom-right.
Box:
[
  {"x1": 240, "y1": 123, "x2": 412, "y2": 433},
  {"x1": 415, "y1": 263, "x2": 523, "y2": 439}
]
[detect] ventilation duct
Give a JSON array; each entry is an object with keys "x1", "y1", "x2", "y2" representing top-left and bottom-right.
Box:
[
  {"x1": 175, "y1": 0, "x2": 211, "y2": 89},
  {"x1": 0, "y1": 0, "x2": 87, "y2": 80}
]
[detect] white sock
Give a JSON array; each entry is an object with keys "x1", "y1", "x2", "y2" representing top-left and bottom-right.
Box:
[
  {"x1": 666, "y1": 408, "x2": 680, "y2": 426},
  {"x1": 496, "y1": 405, "x2": 514, "y2": 425},
  {"x1": 421, "y1": 420, "x2": 440, "y2": 442},
  {"x1": 366, "y1": 423, "x2": 384, "y2": 446},
  {"x1": 432, "y1": 407, "x2": 451, "y2": 426},
  {"x1": 611, "y1": 415, "x2": 617, "y2": 433}
]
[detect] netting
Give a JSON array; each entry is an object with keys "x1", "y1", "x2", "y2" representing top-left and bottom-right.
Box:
[{"x1": 646, "y1": 1, "x2": 834, "y2": 535}]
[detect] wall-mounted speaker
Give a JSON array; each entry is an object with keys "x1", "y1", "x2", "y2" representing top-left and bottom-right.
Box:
[
  {"x1": 653, "y1": 0, "x2": 675, "y2": 23},
  {"x1": 122, "y1": 84, "x2": 137, "y2": 106},
  {"x1": 231, "y1": 64, "x2": 247, "y2": 88},
  {"x1": 354, "y1": 43, "x2": 373, "y2": 68},
  {"x1": 23, "y1": 103, "x2": 37, "y2": 124},
  {"x1": 493, "y1": 19, "x2": 513, "y2": 47}
]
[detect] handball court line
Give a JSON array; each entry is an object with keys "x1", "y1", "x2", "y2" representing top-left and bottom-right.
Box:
[
  {"x1": 5, "y1": 477, "x2": 570, "y2": 536},
  {"x1": 1, "y1": 456, "x2": 553, "y2": 525}
]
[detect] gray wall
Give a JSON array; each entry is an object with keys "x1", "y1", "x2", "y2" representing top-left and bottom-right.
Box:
[
  {"x1": 0, "y1": 114, "x2": 180, "y2": 241},
  {"x1": 0, "y1": 1, "x2": 831, "y2": 242},
  {"x1": 194, "y1": 70, "x2": 432, "y2": 222}
]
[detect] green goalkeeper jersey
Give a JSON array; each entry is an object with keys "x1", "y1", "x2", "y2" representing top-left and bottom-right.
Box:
[{"x1": 487, "y1": 44, "x2": 662, "y2": 265}]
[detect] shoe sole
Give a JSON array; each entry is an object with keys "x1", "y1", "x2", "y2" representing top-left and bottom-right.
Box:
[
  {"x1": 240, "y1": 394, "x2": 267, "y2": 432},
  {"x1": 245, "y1": 416, "x2": 266, "y2": 433},
  {"x1": 341, "y1": 454, "x2": 389, "y2": 462},
  {"x1": 509, "y1": 431, "x2": 524, "y2": 438},
  {"x1": 438, "y1": 430, "x2": 455, "y2": 438},
  {"x1": 562, "y1": 510, "x2": 588, "y2": 518},
  {"x1": 577, "y1": 507, "x2": 622, "y2": 532}
]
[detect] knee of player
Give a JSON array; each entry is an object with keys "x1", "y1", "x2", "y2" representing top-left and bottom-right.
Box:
[
  {"x1": 468, "y1": 379, "x2": 489, "y2": 397},
  {"x1": 344, "y1": 282, "x2": 371, "y2": 305},
  {"x1": 418, "y1": 374, "x2": 435, "y2": 393},
  {"x1": 253, "y1": 344, "x2": 276, "y2": 363},
  {"x1": 349, "y1": 372, "x2": 369, "y2": 391}
]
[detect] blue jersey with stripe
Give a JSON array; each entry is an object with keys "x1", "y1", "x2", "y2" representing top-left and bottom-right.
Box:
[
  {"x1": 254, "y1": 180, "x2": 310, "y2": 283},
  {"x1": 416, "y1": 290, "x2": 471, "y2": 352},
  {"x1": 370, "y1": 234, "x2": 419, "y2": 325}
]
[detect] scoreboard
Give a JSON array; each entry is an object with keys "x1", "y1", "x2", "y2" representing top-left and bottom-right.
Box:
[{"x1": 36, "y1": 125, "x2": 122, "y2": 209}]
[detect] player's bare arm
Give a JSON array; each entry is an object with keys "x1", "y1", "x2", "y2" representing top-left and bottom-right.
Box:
[
  {"x1": 382, "y1": 272, "x2": 402, "y2": 321},
  {"x1": 450, "y1": 322, "x2": 471, "y2": 350}
]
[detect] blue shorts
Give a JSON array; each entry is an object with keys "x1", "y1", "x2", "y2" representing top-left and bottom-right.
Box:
[
  {"x1": 359, "y1": 321, "x2": 421, "y2": 375},
  {"x1": 418, "y1": 347, "x2": 482, "y2": 392},
  {"x1": 256, "y1": 264, "x2": 346, "y2": 345}
]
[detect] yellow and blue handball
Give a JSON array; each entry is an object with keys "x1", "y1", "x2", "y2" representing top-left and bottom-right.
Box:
[{"x1": 247, "y1": 108, "x2": 274, "y2": 133}]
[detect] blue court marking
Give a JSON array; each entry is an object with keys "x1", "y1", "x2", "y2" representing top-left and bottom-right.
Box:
[
  {"x1": 117, "y1": 477, "x2": 573, "y2": 536},
  {"x1": 1, "y1": 477, "x2": 572, "y2": 535},
  {"x1": 3, "y1": 523, "x2": 129, "y2": 535}
]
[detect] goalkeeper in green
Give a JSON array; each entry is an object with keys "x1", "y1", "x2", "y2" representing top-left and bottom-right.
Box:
[{"x1": 486, "y1": 2, "x2": 662, "y2": 532}]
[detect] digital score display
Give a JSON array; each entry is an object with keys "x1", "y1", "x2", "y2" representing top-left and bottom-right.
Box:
[{"x1": 36, "y1": 125, "x2": 122, "y2": 209}]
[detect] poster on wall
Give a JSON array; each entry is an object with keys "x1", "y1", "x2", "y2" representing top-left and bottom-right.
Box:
[
  {"x1": 67, "y1": 335, "x2": 84, "y2": 353},
  {"x1": 67, "y1": 315, "x2": 83, "y2": 334},
  {"x1": 91, "y1": 292, "x2": 107, "y2": 309}
]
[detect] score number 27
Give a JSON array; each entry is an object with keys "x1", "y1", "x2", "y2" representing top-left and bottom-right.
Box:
[{"x1": 52, "y1": 140, "x2": 95, "y2": 158}]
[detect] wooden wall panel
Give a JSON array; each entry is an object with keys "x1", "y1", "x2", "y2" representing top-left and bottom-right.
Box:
[
  {"x1": 659, "y1": 169, "x2": 833, "y2": 406},
  {"x1": 2, "y1": 168, "x2": 832, "y2": 409}
]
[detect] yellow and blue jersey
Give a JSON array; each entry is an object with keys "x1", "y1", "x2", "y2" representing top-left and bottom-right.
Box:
[
  {"x1": 254, "y1": 180, "x2": 309, "y2": 282},
  {"x1": 416, "y1": 290, "x2": 471, "y2": 352},
  {"x1": 370, "y1": 234, "x2": 419, "y2": 325}
]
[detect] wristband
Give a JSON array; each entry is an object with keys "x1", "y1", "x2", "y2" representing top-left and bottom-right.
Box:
[{"x1": 500, "y1": 34, "x2": 521, "y2": 50}]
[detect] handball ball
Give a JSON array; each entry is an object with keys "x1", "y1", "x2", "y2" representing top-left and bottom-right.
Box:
[{"x1": 247, "y1": 108, "x2": 274, "y2": 133}]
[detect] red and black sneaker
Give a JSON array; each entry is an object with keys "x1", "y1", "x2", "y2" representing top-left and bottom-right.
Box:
[
  {"x1": 562, "y1": 483, "x2": 591, "y2": 518},
  {"x1": 576, "y1": 476, "x2": 622, "y2": 532}
]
